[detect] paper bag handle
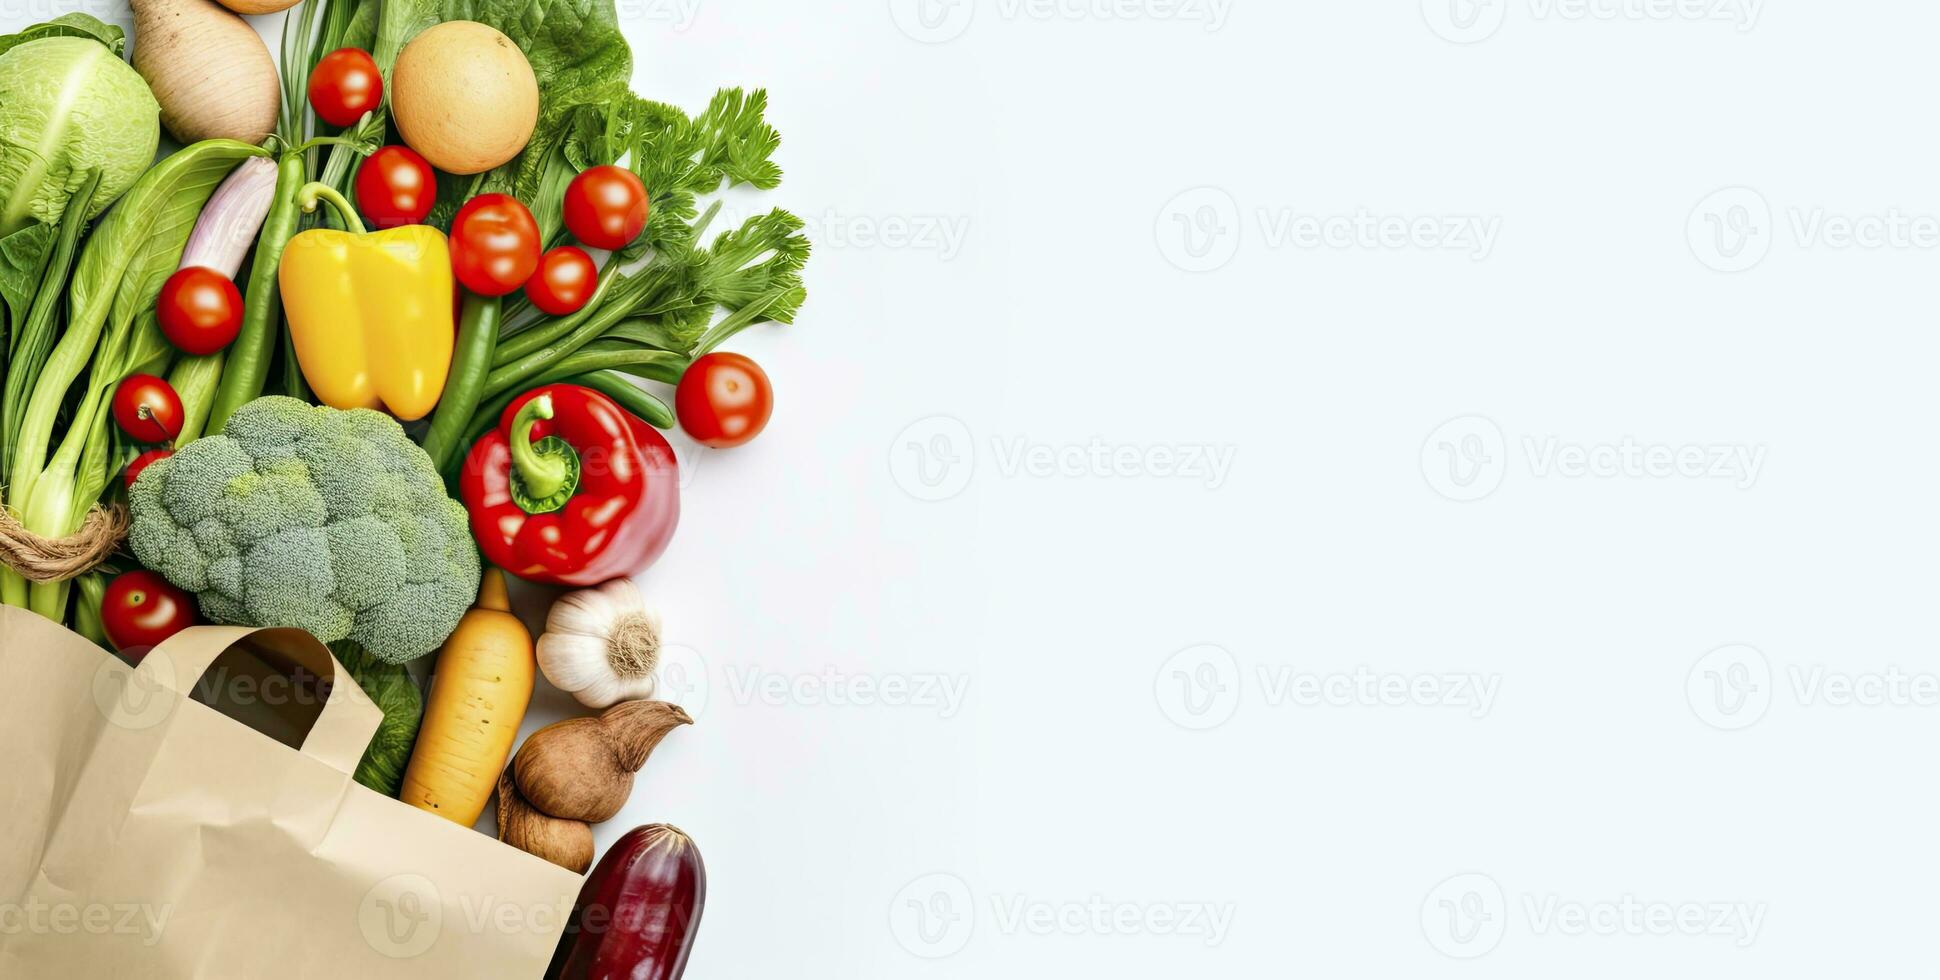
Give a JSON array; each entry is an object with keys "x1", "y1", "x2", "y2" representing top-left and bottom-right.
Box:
[{"x1": 137, "y1": 625, "x2": 383, "y2": 775}]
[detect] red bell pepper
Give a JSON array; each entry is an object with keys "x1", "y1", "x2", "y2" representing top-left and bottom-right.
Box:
[{"x1": 460, "y1": 384, "x2": 679, "y2": 585}]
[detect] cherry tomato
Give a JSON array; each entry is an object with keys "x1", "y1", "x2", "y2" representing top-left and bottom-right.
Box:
[
  {"x1": 524, "y1": 246, "x2": 598, "y2": 315},
  {"x1": 112, "y1": 374, "x2": 184, "y2": 444},
  {"x1": 308, "y1": 48, "x2": 383, "y2": 128},
  {"x1": 675, "y1": 352, "x2": 773, "y2": 448},
  {"x1": 156, "y1": 267, "x2": 242, "y2": 355},
  {"x1": 563, "y1": 165, "x2": 649, "y2": 250},
  {"x1": 450, "y1": 194, "x2": 541, "y2": 296},
  {"x1": 354, "y1": 145, "x2": 437, "y2": 229},
  {"x1": 102, "y1": 570, "x2": 198, "y2": 656},
  {"x1": 124, "y1": 449, "x2": 173, "y2": 489}
]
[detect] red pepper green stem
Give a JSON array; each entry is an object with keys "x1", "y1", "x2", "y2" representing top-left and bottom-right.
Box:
[
  {"x1": 508, "y1": 395, "x2": 581, "y2": 514},
  {"x1": 295, "y1": 182, "x2": 366, "y2": 235}
]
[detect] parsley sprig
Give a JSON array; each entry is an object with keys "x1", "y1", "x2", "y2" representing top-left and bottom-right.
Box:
[{"x1": 485, "y1": 88, "x2": 809, "y2": 394}]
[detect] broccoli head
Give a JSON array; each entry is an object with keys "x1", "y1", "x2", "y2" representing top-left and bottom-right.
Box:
[{"x1": 128, "y1": 396, "x2": 480, "y2": 664}]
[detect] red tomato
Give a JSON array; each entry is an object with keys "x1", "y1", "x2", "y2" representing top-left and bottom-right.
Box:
[
  {"x1": 102, "y1": 570, "x2": 198, "y2": 655},
  {"x1": 563, "y1": 165, "x2": 649, "y2": 250},
  {"x1": 308, "y1": 48, "x2": 383, "y2": 128},
  {"x1": 112, "y1": 375, "x2": 184, "y2": 445},
  {"x1": 450, "y1": 194, "x2": 541, "y2": 296},
  {"x1": 524, "y1": 246, "x2": 598, "y2": 315},
  {"x1": 354, "y1": 145, "x2": 437, "y2": 228},
  {"x1": 124, "y1": 449, "x2": 173, "y2": 489},
  {"x1": 156, "y1": 267, "x2": 242, "y2": 355},
  {"x1": 675, "y1": 352, "x2": 773, "y2": 448}
]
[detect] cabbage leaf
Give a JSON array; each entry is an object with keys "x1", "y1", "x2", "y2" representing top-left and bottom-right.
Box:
[{"x1": 0, "y1": 16, "x2": 159, "y2": 238}]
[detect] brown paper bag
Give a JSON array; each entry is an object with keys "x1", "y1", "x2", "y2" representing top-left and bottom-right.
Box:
[{"x1": 0, "y1": 606, "x2": 582, "y2": 978}]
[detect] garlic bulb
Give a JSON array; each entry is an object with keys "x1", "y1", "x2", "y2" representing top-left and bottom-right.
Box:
[{"x1": 537, "y1": 579, "x2": 663, "y2": 709}]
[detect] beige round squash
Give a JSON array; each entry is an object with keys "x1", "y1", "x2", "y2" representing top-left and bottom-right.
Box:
[
  {"x1": 392, "y1": 22, "x2": 538, "y2": 175},
  {"x1": 214, "y1": 0, "x2": 302, "y2": 13}
]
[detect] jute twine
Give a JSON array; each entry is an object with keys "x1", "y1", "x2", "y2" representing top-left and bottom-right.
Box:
[{"x1": 0, "y1": 503, "x2": 128, "y2": 583}]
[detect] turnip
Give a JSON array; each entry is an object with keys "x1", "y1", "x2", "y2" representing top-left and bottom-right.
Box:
[{"x1": 131, "y1": 0, "x2": 279, "y2": 144}]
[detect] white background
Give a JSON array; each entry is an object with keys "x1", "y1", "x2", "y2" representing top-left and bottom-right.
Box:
[{"x1": 13, "y1": 0, "x2": 1935, "y2": 974}]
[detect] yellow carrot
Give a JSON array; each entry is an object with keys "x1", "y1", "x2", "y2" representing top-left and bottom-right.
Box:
[{"x1": 400, "y1": 568, "x2": 535, "y2": 826}]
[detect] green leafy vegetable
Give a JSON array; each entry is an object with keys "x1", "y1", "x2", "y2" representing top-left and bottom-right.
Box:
[
  {"x1": 0, "y1": 18, "x2": 159, "y2": 237},
  {"x1": 0, "y1": 221, "x2": 53, "y2": 367},
  {"x1": 0, "y1": 12, "x2": 127, "y2": 58},
  {"x1": 475, "y1": 91, "x2": 808, "y2": 406},
  {"x1": 332, "y1": 640, "x2": 425, "y2": 797},
  {"x1": 0, "y1": 177, "x2": 91, "y2": 486},
  {"x1": 1, "y1": 140, "x2": 266, "y2": 614},
  {"x1": 0, "y1": 14, "x2": 157, "y2": 370}
]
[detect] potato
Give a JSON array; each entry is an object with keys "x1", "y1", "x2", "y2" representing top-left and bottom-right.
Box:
[{"x1": 392, "y1": 22, "x2": 538, "y2": 176}]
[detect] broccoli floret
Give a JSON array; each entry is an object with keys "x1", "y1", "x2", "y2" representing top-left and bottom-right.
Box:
[{"x1": 128, "y1": 397, "x2": 480, "y2": 663}]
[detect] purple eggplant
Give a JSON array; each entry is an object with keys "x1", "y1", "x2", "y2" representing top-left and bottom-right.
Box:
[{"x1": 548, "y1": 824, "x2": 706, "y2": 980}]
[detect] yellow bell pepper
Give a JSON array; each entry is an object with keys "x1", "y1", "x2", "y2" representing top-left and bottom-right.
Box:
[{"x1": 279, "y1": 182, "x2": 454, "y2": 421}]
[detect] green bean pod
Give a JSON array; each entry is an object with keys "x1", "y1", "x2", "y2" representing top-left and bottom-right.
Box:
[
  {"x1": 490, "y1": 262, "x2": 625, "y2": 367},
  {"x1": 206, "y1": 150, "x2": 306, "y2": 434},
  {"x1": 571, "y1": 370, "x2": 676, "y2": 429},
  {"x1": 168, "y1": 352, "x2": 225, "y2": 446},
  {"x1": 420, "y1": 293, "x2": 503, "y2": 473}
]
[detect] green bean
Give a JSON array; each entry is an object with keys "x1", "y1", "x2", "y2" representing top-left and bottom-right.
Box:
[
  {"x1": 490, "y1": 262, "x2": 626, "y2": 367},
  {"x1": 168, "y1": 352, "x2": 225, "y2": 446},
  {"x1": 570, "y1": 371, "x2": 675, "y2": 429},
  {"x1": 207, "y1": 150, "x2": 306, "y2": 433},
  {"x1": 420, "y1": 294, "x2": 502, "y2": 473}
]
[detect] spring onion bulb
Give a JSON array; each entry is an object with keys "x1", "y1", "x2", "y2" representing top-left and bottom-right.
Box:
[{"x1": 179, "y1": 156, "x2": 277, "y2": 277}]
